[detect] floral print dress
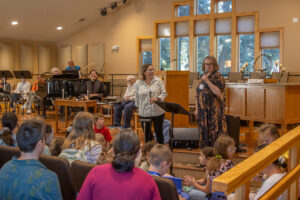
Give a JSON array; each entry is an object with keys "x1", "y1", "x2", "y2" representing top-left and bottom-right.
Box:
[{"x1": 197, "y1": 71, "x2": 227, "y2": 147}]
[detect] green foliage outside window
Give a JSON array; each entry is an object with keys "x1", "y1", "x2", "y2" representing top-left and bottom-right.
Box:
[
  {"x1": 262, "y1": 49, "x2": 280, "y2": 76},
  {"x1": 197, "y1": 0, "x2": 211, "y2": 15},
  {"x1": 197, "y1": 36, "x2": 210, "y2": 73},
  {"x1": 160, "y1": 38, "x2": 171, "y2": 71},
  {"x1": 178, "y1": 37, "x2": 190, "y2": 71},
  {"x1": 217, "y1": 35, "x2": 232, "y2": 76},
  {"x1": 217, "y1": 1, "x2": 232, "y2": 13},
  {"x1": 239, "y1": 34, "x2": 254, "y2": 75},
  {"x1": 142, "y1": 51, "x2": 152, "y2": 65},
  {"x1": 178, "y1": 5, "x2": 190, "y2": 17}
]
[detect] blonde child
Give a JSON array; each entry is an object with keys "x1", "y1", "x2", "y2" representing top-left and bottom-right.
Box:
[
  {"x1": 59, "y1": 112, "x2": 102, "y2": 164},
  {"x1": 183, "y1": 147, "x2": 214, "y2": 200},
  {"x1": 95, "y1": 134, "x2": 113, "y2": 165},
  {"x1": 94, "y1": 114, "x2": 112, "y2": 149},
  {"x1": 139, "y1": 141, "x2": 157, "y2": 172}
]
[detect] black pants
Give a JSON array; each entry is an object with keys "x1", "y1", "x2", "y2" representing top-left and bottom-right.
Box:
[{"x1": 140, "y1": 113, "x2": 165, "y2": 144}]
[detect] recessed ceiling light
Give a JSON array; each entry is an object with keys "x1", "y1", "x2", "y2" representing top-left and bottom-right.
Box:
[
  {"x1": 57, "y1": 26, "x2": 63, "y2": 30},
  {"x1": 11, "y1": 21, "x2": 18, "y2": 25}
]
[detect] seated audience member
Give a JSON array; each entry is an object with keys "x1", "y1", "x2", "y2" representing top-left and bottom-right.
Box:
[
  {"x1": 139, "y1": 141, "x2": 157, "y2": 172},
  {"x1": 249, "y1": 144, "x2": 288, "y2": 200},
  {"x1": 148, "y1": 144, "x2": 173, "y2": 177},
  {"x1": 50, "y1": 67, "x2": 61, "y2": 76},
  {"x1": 50, "y1": 137, "x2": 65, "y2": 156},
  {"x1": 22, "y1": 75, "x2": 46, "y2": 114},
  {"x1": 183, "y1": 147, "x2": 214, "y2": 200},
  {"x1": 0, "y1": 112, "x2": 18, "y2": 147},
  {"x1": 94, "y1": 114, "x2": 112, "y2": 148},
  {"x1": 83, "y1": 70, "x2": 106, "y2": 102},
  {"x1": 59, "y1": 112, "x2": 102, "y2": 164},
  {"x1": 0, "y1": 77, "x2": 11, "y2": 102},
  {"x1": 77, "y1": 130, "x2": 161, "y2": 200},
  {"x1": 10, "y1": 79, "x2": 31, "y2": 111},
  {"x1": 185, "y1": 136, "x2": 235, "y2": 199},
  {"x1": 0, "y1": 120, "x2": 62, "y2": 199},
  {"x1": 112, "y1": 75, "x2": 137, "y2": 129}
]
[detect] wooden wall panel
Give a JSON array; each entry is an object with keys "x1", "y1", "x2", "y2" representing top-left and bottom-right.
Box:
[
  {"x1": 285, "y1": 86, "x2": 300, "y2": 123},
  {"x1": 265, "y1": 87, "x2": 282, "y2": 121},
  {"x1": 246, "y1": 87, "x2": 264, "y2": 119},
  {"x1": 227, "y1": 88, "x2": 245, "y2": 116}
]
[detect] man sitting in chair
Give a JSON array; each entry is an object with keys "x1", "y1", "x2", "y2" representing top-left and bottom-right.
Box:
[
  {"x1": 112, "y1": 75, "x2": 137, "y2": 129},
  {"x1": 10, "y1": 79, "x2": 30, "y2": 112},
  {"x1": 83, "y1": 70, "x2": 106, "y2": 101},
  {"x1": 0, "y1": 78, "x2": 11, "y2": 104},
  {"x1": 22, "y1": 75, "x2": 46, "y2": 114}
]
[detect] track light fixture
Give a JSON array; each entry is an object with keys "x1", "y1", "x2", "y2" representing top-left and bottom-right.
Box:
[
  {"x1": 100, "y1": 0, "x2": 129, "y2": 16},
  {"x1": 111, "y1": 2, "x2": 117, "y2": 9},
  {"x1": 100, "y1": 8, "x2": 107, "y2": 16}
]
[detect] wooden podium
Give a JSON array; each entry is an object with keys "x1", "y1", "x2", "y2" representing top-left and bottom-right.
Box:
[{"x1": 155, "y1": 71, "x2": 189, "y2": 127}]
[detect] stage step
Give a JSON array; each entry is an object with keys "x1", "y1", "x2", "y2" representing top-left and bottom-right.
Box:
[{"x1": 173, "y1": 148, "x2": 200, "y2": 165}]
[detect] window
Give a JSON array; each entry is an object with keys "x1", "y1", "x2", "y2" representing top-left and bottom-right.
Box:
[
  {"x1": 196, "y1": 36, "x2": 210, "y2": 72},
  {"x1": 262, "y1": 49, "x2": 280, "y2": 75},
  {"x1": 177, "y1": 5, "x2": 190, "y2": 17},
  {"x1": 216, "y1": 1, "x2": 232, "y2": 13},
  {"x1": 142, "y1": 51, "x2": 152, "y2": 65},
  {"x1": 239, "y1": 34, "x2": 254, "y2": 74},
  {"x1": 177, "y1": 37, "x2": 189, "y2": 71},
  {"x1": 196, "y1": 0, "x2": 211, "y2": 15},
  {"x1": 159, "y1": 38, "x2": 170, "y2": 71},
  {"x1": 217, "y1": 35, "x2": 231, "y2": 76}
]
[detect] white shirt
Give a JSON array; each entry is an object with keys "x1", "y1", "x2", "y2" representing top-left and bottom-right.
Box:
[
  {"x1": 14, "y1": 81, "x2": 31, "y2": 99},
  {"x1": 135, "y1": 76, "x2": 167, "y2": 117},
  {"x1": 254, "y1": 173, "x2": 287, "y2": 200},
  {"x1": 123, "y1": 82, "x2": 136, "y2": 101}
]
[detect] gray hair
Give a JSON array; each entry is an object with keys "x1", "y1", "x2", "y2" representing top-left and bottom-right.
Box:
[{"x1": 127, "y1": 75, "x2": 136, "y2": 81}]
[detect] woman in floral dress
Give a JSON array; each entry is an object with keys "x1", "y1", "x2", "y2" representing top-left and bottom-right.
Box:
[{"x1": 195, "y1": 56, "x2": 227, "y2": 147}]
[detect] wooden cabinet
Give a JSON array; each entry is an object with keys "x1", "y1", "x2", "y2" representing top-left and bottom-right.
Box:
[
  {"x1": 226, "y1": 83, "x2": 300, "y2": 133},
  {"x1": 155, "y1": 71, "x2": 189, "y2": 127}
]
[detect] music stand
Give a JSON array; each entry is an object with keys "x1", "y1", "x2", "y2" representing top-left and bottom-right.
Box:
[
  {"x1": 13, "y1": 70, "x2": 32, "y2": 80},
  {"x1": 155, "y1": 101, "x2": 190, "y2": 174},
  {"x1": 0, "y1": 71, "x2": 14, "y2": 112}
]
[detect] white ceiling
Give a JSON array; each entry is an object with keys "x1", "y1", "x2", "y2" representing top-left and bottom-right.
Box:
[{"x1": 0, "y1": 0, "x2": 115, "y2": 42}]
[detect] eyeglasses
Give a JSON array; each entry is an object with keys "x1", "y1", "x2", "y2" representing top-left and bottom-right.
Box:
[
  {"x1": 204, "y1": 63, "x2": 213, "y2": 66},
  {"x1": 227, "y1": 147, "x2": 236, "y2": 152}
]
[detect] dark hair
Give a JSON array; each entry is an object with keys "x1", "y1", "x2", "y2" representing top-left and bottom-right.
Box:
[
  {"x1": 0, "y1": 112, "x2": 18, "y2": 146},
  {"x1": 2, "y1": 112, "x2": 18, "y2": 131},
  {"x1": 50, "y1": 137, "x2": 65, "y2": 156},
  {"x1": 141, "y1": 64, "x2": 152, "y2": 80},
  {"x1": 45, "y1": 124, "x2": 52, "y2": 134},
  {"x1": 16, "y1": 120, "x2": 45, "y2": 153},
  {"x1": 201, "y1": 147, "x2": 214, "y2": 159},
  {"x1": 201, "y1": 56, "x2": 220, "y2": 72},
  {"x1": 89, "y1": 70, "x2": 98, "y2": 76},
  {"x1": 112, "y1": 130, "x2": 140, "y2": 172},
  {"x1": 256, "y1": 144, "x2": 287, "y2": 169}
]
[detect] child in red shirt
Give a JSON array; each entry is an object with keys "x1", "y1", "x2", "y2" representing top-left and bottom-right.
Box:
[{"x1": 94, "y1": 114, "x2": 112, "y2": 148}]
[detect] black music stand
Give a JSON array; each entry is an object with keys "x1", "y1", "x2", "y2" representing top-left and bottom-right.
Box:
[
  {"x1": 0, "y1": 71, "x2": 14, "y2": 112},
  {"x1": 155, "y1": 101, "x2": 190, "y2": 174},
  {"x1": 13, "y1": 70, "x2": 32, "y2": 80}
]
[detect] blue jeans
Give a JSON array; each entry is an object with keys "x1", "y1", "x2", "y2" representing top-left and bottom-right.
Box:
[
  {"x1": 189, "y1": 186, "x2": 207, "y2": 200},
  {"x1": 113, "y1": 101, "x2": 136, "y2": 128}
]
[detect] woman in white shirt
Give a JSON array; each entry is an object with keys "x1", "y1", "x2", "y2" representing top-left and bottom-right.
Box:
[{"x1": 135, "y1": 64, "x2": 167, "y2": 144}]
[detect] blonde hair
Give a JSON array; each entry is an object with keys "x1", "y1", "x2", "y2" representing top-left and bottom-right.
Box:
[
  {"x1": 95, "y1": 134, "x2": 107, "y2": 152},
  {"x1": 97, "y1": 152, "x2": 113, "y2": 165},
  {"x1": 62, "y1": 112, "x2": 96, "y2": 150},
  {"x1": 149, "y1": 144, "x2": 172, "y2": 167}
]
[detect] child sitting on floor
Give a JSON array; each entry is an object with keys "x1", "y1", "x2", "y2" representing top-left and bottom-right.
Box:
[
  {"x1": 183, "y1": 147, "x2": 214, "y2": 200},
  {"x1": 185, "y1": 136, "x2": 235, "y2": 200},
  {"x1": 50, "y1": 137, "x2": 65, "y2": 156},
  {"x1": 139, "y1": 141, "x2": 157, "y2": 172},
  {"x1": 94, "y1": 114, "x2": 112, "y2": 149}
]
